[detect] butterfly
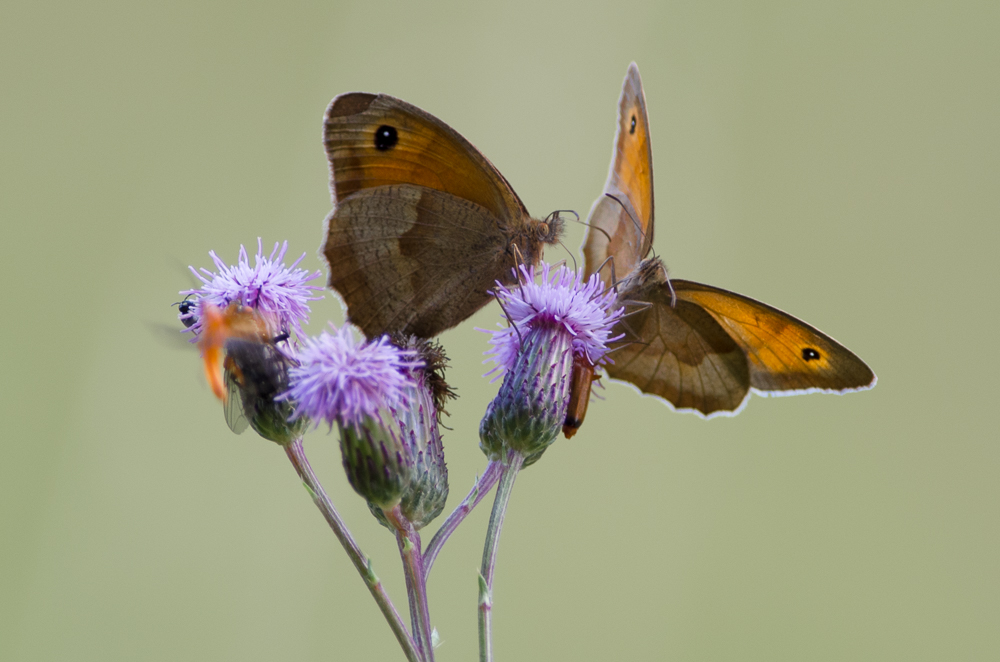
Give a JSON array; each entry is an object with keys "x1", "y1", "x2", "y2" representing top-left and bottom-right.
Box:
[
  {"x1": 321, "y1": 92, "x2": 563, "y2": 340},
  {"x1": 564, "y1": 63, "x2": 876, "y2": 436}
]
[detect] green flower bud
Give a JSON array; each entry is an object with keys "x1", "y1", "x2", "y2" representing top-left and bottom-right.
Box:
[{"x1": 339, "y1": 412, "x2": 410, "y2": 510}]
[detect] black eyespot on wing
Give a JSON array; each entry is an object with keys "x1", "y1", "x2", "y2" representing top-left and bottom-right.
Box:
[
  {"x1": 802, "y1": 347, "x2": 821, "y2": 362},
  {"x1": 629, "y1": 115, "x2": 636, "y2": 134},
  {"x1": 374, "y1": 125, "x2": 398, "y2": 150}
]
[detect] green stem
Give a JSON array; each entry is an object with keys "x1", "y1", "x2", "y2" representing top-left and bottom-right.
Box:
[
  {"x1": 478, "y1": 451, "x2": 524, "y2": 662},
  {"x1": 424, "y1": 460, "x2": 502, "y2": 577},
  {"x1": 284, "y1": 440, "x2": 420, "y2": 662},
  {"x1": 386, "y1": 506, "x2": 435, "y2": 662}
]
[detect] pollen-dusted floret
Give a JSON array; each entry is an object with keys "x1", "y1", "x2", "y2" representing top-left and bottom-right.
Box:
[
  {"x1": 181, "y1": 238, "x2": 322, "y2": 338},
  {"x1": 479, "y1": 263, "x2": 624, "y2": 464}
]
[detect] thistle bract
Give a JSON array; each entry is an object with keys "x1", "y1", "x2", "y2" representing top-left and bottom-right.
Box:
[{"x1": 383, "y1": 337, "x2": 450, "y2": 529}]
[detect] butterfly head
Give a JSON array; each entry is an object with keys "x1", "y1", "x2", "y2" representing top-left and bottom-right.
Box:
[{"x1": 527, "y1": 209, "x2": 566, "y2": 246}]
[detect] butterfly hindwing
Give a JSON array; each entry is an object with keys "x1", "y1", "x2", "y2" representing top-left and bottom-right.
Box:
[{"x1": 324, "y1": 185, "x2": 517, "y2": 338}]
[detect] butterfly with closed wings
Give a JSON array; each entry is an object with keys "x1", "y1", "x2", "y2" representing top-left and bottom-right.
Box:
[{"x1": 321, "y1": 93, "x2": 564, "y2": 340}]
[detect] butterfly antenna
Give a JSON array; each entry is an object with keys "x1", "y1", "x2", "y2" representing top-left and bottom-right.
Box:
[
  {"x1": 546, "y1": 208, "x2": 580, "y2": 228},
  {"x1": 570, "y1": 207, "x2": 614, "y2": 253},
  {"x1": 556, "y1": 238, "x2": 578, "y2": 272},
  {"x1": 604, "y1": 193, "x2": 656, "y2": 259},
  {"x1": 592, "y1": 255, "x2": 622, "y2": 297},
  {"x1": 495, "y1": 296, "x2": 524, "y2": 347}
]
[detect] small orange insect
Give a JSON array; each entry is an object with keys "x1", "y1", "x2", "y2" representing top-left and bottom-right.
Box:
[{"x1": 562, "y1": 355, "x2": 600, "y2": 439}]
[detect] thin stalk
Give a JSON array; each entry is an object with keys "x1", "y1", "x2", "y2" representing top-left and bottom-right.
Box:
[
  {"x1": 424, "y1": 460, "x2": 502, "y2": 576},
  {"x1": 478, "y1": 451, "x2": 524, "y2": 662},
  {"x1": 386, "y1": 507, "x2": 435, "y2": 662},
  {"x1": 284, "y1": 440, "x2": 420, "y2": 662}
]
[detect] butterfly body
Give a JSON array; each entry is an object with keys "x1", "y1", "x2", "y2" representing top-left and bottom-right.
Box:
[
  {"x1": 321, "y1": 92, "x2": 562, "y2": 339},
  {"x1": 568, "y1": 63, "x2": 875, "y2": 430}
]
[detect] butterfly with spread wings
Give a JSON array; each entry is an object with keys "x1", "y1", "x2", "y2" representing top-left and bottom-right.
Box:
[{"x1": 564, "y1": 63, "x2": 876, "y2": 436}]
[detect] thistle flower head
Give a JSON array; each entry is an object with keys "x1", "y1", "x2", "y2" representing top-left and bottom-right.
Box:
[
  {"x1": 181, "y1": 238, "x2": 322, "y2": 338},
  {"x1": 480, "y1": 263, "x2": 624, "y2": 465},
  {"x1": 279, "y1": 325, "x2": 437, "y2": 514},
  {"x1": 281, "y1": 324, "x2": 421, "y2": 429},
  {"x1": 484, "y1": 263, "x2": 623, "y2": 379}
]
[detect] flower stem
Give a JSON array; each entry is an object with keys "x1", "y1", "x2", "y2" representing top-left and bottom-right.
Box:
[
  {"x1": 386, "y1": 507, "x2": 435, "y2": 662},
  {"x1": 424, "y1": 460, "x2": 502, "y2": 577},
  {"x1": 478, "y1": 451, "x2": 524, "y2": 662},
  {"x1": 284, "y1": 440, "x2": 420, "y2": 662}
]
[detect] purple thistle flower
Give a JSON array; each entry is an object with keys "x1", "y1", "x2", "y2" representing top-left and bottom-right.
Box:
[
  {"x1": 282, "y1": 324, "x2": 422, "y2": 429},
  {"x1": 181, "y1": 238, "x2": 322, "y2": 338},
  {"x1": 280, "y1": 326, "x2": 448, "y2": 518},
  {"x1": 484, "y1": 263, "x2": 624, "y2": 378},
  {"x1": 480, "y1": 263, "x2": 624, "y2": 465}
]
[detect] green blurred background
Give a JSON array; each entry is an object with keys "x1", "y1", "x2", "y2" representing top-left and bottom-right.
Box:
[{"x1": 3, "y1": 1, "x2": 998, "y2": 660}]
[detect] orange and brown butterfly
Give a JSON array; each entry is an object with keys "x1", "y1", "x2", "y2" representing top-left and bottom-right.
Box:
[
  {"x1": 321, "y1": 92, "x2": 564, "y2": 340},
  {"x1": 564, "y1": 63, "x2": 876, "y2": 436}
]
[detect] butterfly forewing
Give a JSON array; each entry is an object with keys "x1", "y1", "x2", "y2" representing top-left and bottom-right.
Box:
[
  {"x1": 321, "y1": 92, "x2": 560, "y2": 339},
  {"x1": 580, "y1": 63, "x2": 874, "y2": 422},
  {"x1": 672, "y1": 280, "x2": 877, "y2": 394},
  {"x1": 583, "y1": 63, "x2": 655, "y2": 284},
  {"x1": 324, "y1": 93, "x2": 529, "y2": 222}
]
